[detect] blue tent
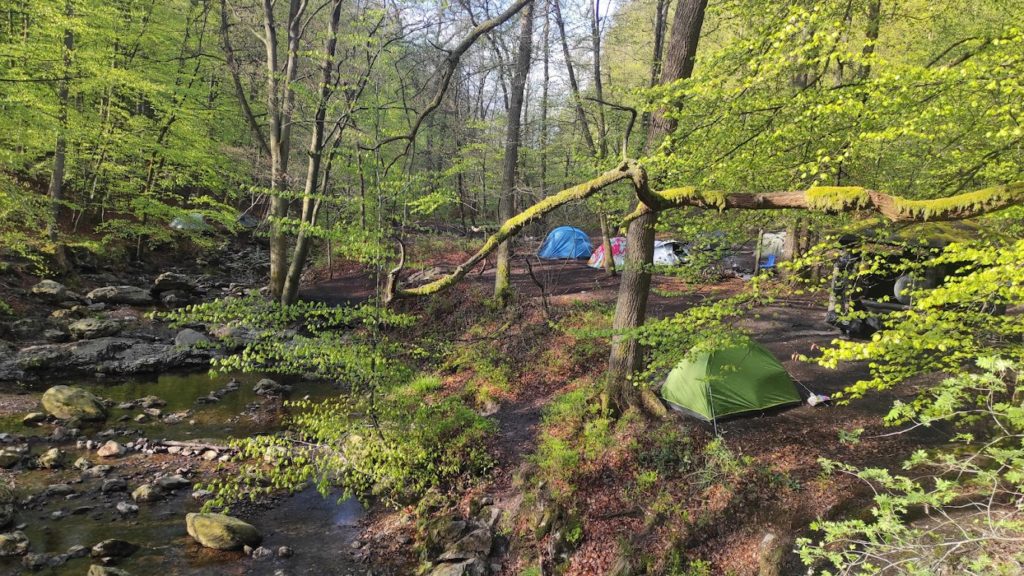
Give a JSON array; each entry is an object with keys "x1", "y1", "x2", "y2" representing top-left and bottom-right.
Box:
[{"x1": 538, "y1": 226, "x2": 592, "y2": 259}]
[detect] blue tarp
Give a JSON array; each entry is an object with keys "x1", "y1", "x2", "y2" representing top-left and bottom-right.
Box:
[{"x1": 538, "y1": 226, "x2": 593, "y2": 259}]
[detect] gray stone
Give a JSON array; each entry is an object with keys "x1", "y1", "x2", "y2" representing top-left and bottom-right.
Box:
[
  {"x1": 86, "y1": 286, "x2": 153, "y2": 306},
  {"x1": 40, "y1": 386, "x2": 107, "y2": 421},
  {"x1": 277, "y1": 546, "x2": 294, "y2": 558},
  {"x1": 174, "y1": 328, "x2": 209, "y2": 348},
  {"x1": 159, "y1": 290, "x2": 190, "y2": 307},
  {"x1": 21, "y1": 551, "x2": 50, "y2": 570},
  {"x1": 0, "y1": 449, "x2": 22, "y2": 468},
  {"x1": 131, "y1": 484, "x2": 161, "y2": 503},
  {"x1": 137, "y1": 395, "x2": 165, "y2": 409},
  {"x1": 96, "y1": 441, "x2": 126, "y2": 458},
  {"x1": 101, "y1": 478, "x2": 127, "y2": 493},
  {"x1": 31, "y1": 280, "x2": 72, "y2": 303},
  {"x1": 0, "y1": 531, "x2": 29, "y2": 556},
  {"x1": 152, "y1": 272, "x2": 195, "y2": 294},
  {"x1": 88, "y1": 565, "x2": 132, "y2": 576},
  {"x1": 436, "y1": 528, "x2": 493, "y2": 562},
  {"x1": 37, "y1": 447, "x2": 65, "y2": 469},
  {"x1": 69, "y1": 318, "x2": 121, "y2": 340},
  {"x1": 253, "y1": 378, "x2": 292, "y2": 396},
  {"x1": 185, "y1": 513, "x2": 261, "y2": 550},
  {"x1": 21, "y1": 412, "x2": 46, "y2": 426},
  {"x1": 251, "y1": 545, "x2": 273, "y2": 560},
  {"x1": 91, "y1": 538, "x2": 139, "y2": 558},
  {"x1": 156, "y1": 475, "x2": 190, "y2": 490},
  {"x1": 116, "y1": 501, "x2": 138, "y2": 515},
  {"x1": 428, "y1": 559, "x2": 488, "y2": 576},
  {"x1": 66, "y1": 544, "x2": 89, "y2": 558}
]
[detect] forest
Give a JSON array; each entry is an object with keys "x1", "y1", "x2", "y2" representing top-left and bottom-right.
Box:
[{"x1": 0, "y1": 0, "x2": 1023, "y2": 574}]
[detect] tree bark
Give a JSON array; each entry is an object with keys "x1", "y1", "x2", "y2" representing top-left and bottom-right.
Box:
[
  {"x1": 641, "y1": 0, "x2": 671, "y2": 136},
  {"x1": 552, "y1": 0, "x2": 597, "y2": 157},
  {"x1": 599, "y1": 213, "x2": 615, "y2": 276},
  {"x1": 605, "y1": 0, "x2": 707, "y2": 412},
  {"x1": 281, "y1": 0, "x2": 343, "y2": 305},
  {"x1": 494, "y1": 0, "x2": 534, "y2": 304},
  {"x1": 47, "y1": 0, "x2": 74, "y2": 272},
  {"x1": 591, "y1": 0, "x2": 607, "y2": 158}
]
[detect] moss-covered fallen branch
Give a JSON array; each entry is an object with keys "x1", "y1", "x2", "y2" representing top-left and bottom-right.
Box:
[{"x1": 385, "y1": 157, "x2": 1024, "y2": 303}]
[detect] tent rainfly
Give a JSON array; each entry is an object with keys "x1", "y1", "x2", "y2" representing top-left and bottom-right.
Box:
[
  {"x1": 660, "y1": 340, "x2": 802, "y2": 422},
  {"x1": 588, "y1": 236, "x2": 627, "y2": 269},
  {"x1": 538, "y1": 226, "x2": 593, "y2": 260}
]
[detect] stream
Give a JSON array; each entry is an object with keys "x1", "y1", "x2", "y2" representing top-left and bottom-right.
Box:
[{"x1": 0, "y1": 371, "x2": 376, "y2": 575}]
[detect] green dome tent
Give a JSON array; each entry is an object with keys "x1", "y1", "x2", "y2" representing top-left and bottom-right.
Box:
[{"x1": 660, "y1": 341, "x2": 802, "y2": 421}]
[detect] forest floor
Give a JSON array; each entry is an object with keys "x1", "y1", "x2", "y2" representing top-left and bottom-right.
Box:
[{"x1": 300, "y1": 238, "x2": 949, "y2": 575}]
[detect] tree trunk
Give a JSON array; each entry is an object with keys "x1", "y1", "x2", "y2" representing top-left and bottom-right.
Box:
[
  {"x1": 494, "y1": 0, "x2": 534, "y2": 304},
  {"x1": 47, "y1": 0, "x2": 74, "y2": 272},
  {"x1": 605, "y1": 0, "x2": 708, "y2": 412},
  {"x1": 552, "y1": 0, "x2": 597, "y2": 157},
  {"x1": 591, "y1": 0, "x2": 607, "y2": 158},
  {"x1": 599, "y1": 213, "x2": 615, "y2": 276},
  {"x1": 281, "y1": 0, "x2": 343, "y2": 305},
  {"x1": 267, "y1": 0, "x2": 304, "y2": 299},
  {"x1": 641, "y1": 0, "x2": 671, "y2": 136}
]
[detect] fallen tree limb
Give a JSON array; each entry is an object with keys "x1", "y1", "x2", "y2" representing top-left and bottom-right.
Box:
[
  {"x1": 384, "y1": 157, "x2": 1024, "y2": 303},
  {"x1": 383, "y1": 161, "x2": 637, "y2": 303}
]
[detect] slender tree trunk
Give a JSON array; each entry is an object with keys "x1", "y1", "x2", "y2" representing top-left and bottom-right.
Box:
[
  {"x1": 606, "y1": 0, "x2": 708, "y2": 411},
  {"x1": 641, "y1": 0, "x2": 671, "y2": 135},
  {"x1": 599, "y1": 213, "x2": 615, "y2": 276},
  {"x1": 591, "y1": 0, "x2": 607, "y2": 158},
  {"x1": 540, "y1": 0, "x2": 548, "y2": 196},
  {"x1": 47, "y1": 0, "x2": 74, "y2": 271},
  {"x1": 552, "y1": 0, "x2": 596, "y2": 157},
  {"x1": 281, "y1": 0, "x2": 343, "y2": 305},
  {"x1": 267, "y1": 0, "x2": 304, "y2": 299},
  {"x1": 494, "y1": 0, "x2": 534, "y2": 304}
]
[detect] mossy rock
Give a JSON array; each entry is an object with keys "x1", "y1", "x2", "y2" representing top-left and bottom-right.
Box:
[
  {"x1": 185, "y1": 513, "x2": 261, "y2": 550},
  {"x1": 41, "y1": 386, "x2": 107, "y2": 421}
]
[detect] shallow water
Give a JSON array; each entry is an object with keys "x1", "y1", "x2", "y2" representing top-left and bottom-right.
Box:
[
  {"x1": 0, "y1": 372, "x2": 374, "y2": 575},
  {"x1": 3, "y1": 371, "x2": 342, "y2": 441}
]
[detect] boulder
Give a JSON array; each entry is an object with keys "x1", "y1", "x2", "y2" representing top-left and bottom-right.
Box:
[
  {"x1": 185, "y1": 513, "x2": 261, "y2": 550},
  {"x1": 174, "y1": 328, "x2": 209, "y2": 348},
  {"x1": 152, "y1": 272, "x2": 195, "y2": 294},
  {"x1": 41, "y1": 386, "x2": 107, "y2": 421},
  {"x1": 21, "y1": 552, "x2": 52, "y2": 570},
  {"x1": 428, "y1": 559, "x2": 489, "y2": 576},
  {"x1": 101, "y1": 478, "x2": 128, "y2": 493},
  {"x1": 21, "y1": 412, "x2": 46, "y2": 426},
  {"x1": 0, "y1": 531, "x2": 29, "y2": 556},
  {"x1": 137, "y1": 395, "x2": 165, "y2": 409},
  {"x1": 253, "y1": 378, "x2": 292, "y2": 397},
  {"x1": 116, "y1": 501, "x2": 138, "y2": 515},
  {"x1": 88, "y1": 565, "x2": 132, "y2": 576},
  {"x1": 156, "y1": 475, "x2": 190, "y2": 490},
  {"x1": 37, "y1": 447, "x2": 65, "y2": 469},
  {"x1": 90, "y1": 539, "x2": 139, "y2": 558},
  {"x1": 86, "y1": 286, "x2": 153, "y2": 306},
  {"x1": 69, "y1": 318, "x2": 121, "y2": 340},
  {"x1": 31, "y1": 280, "x2": 72, "y2": 303},
  {"x1": 159, "y1": 290, "x2": 190, "y2": 307},
  {"x1": 437, "y1": 528, "x2": 493, "y2": 562},
  {"x1": 0, "y1": 449, "x2": 21, "y2": 468},
  {"x1": 131, "y1": 484, "x2": 162, "y2": 503},
  {"x1": 96, "y1": 441, "x2": 126, "y2": 458}
]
